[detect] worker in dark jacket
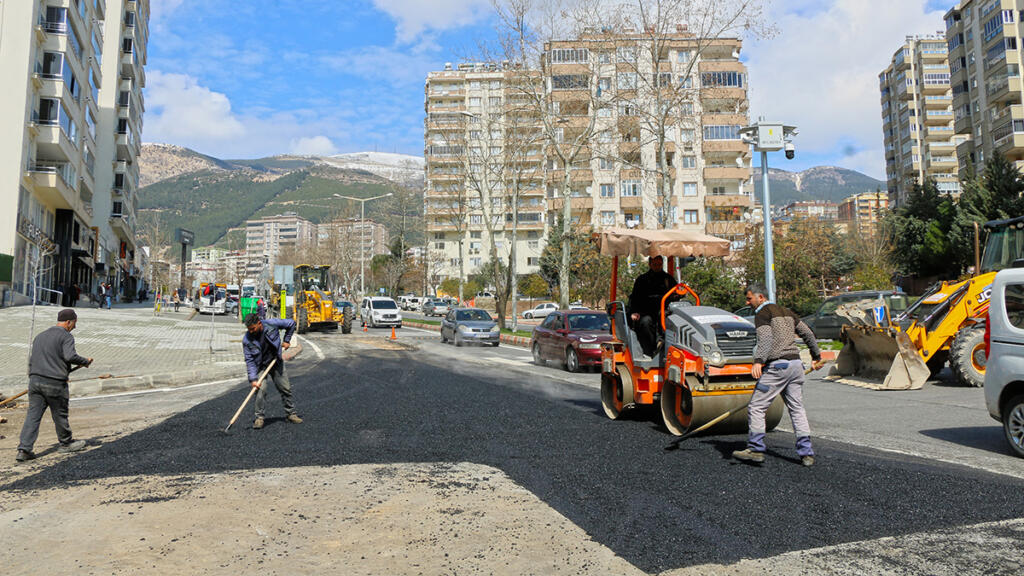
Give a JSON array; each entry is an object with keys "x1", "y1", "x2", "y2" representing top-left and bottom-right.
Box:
[
  {"x1": 733, "y1": 284, "x2": 824, "y2": 467},
  {"x1": 16, "y1": 309, "x2": 92, "y2": 462},
  {"x1": 242, "y1": 313, "x2": 302, "y2": 429},
  {"x1": 627, "y1": 255, "x2": 677, "y2": 357}
]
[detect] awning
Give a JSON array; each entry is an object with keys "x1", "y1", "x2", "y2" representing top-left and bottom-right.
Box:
[{"x1": 596, "y1": 228, "x2": 731, "y2": 258}]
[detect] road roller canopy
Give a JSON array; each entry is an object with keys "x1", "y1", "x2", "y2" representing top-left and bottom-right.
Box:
[{"x1": 596, "y1": 228, "x2": 730, "y2": 259}]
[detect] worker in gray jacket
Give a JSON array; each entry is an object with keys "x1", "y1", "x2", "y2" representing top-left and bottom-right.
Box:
[
  {"x1": 733, "y1": 285, "x2": 824, "y2": 467},
  {"x1": 16, "y1": 309, "x2": 93, "y2": 462}
]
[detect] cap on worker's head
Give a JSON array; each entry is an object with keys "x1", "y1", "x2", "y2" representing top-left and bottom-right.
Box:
[
  {"x1": 57, "y1": 309, "x2": 77, "y2": 322},
  {"x1": 243, "y1": 313, "x2": 262, "y2": 327}
]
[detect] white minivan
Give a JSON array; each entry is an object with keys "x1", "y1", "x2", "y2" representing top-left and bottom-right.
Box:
[
  {"x1": 360, "y1": 296, "x2": 403, "y2": 328},
  {"x1": 983, "y1": 267, "x2": 1024, "y2": 458}
]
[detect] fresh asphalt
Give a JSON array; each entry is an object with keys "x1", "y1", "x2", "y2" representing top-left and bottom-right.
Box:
[{"x1": 6, "y1": 326, "x2": 1024, "y2": 574}]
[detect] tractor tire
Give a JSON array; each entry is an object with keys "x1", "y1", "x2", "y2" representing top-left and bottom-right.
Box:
[
  {"x1": 926, "y1": 351, "x2": 949, "y2": 378},
  {"x1": 297, "y1": 308, "x2": 309, "y2": 334},
  {"x1": 341, "y1": 311, "x2": 353, "y2": 334},
  {"x1": 950, "y1": 325, "x2": 986, "y2": 388}
]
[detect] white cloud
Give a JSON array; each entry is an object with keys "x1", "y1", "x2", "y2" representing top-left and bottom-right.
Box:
[
  {"x1": 145, "y1": 71, "x2": 246, "y2": 145},
  {"x1": 321, "y1": 46, "x2": 439, "y2": 87},
  {"x1": 371, "y1": 0, "x2": 492, "y2": 43},
  {"x1": 745, "y1": 0, "x2": 947, "y2": 179},
  {"x1": 290, "y1": 136, "x2": 339, "y2": 156}
]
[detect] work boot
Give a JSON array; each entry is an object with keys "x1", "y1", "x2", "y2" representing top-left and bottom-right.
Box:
[
  {"x1": 16, "y1": 450, "x2": 36, "y2": 462},
  {"x1": 287, "y1": 414, "x2": 303, "y2": 424},
  {"x1": 253, "y1": 417, "x2": 264, "y2": 430},
  {"x1": 732, "y1": 448, "x2": 765, "y2": 464},
  {"x1": 57, "y1": 440, "x2": 86, "y2": 454},
  {"x1": 802, "y1": 455, "x2": 815, "y2": 467}
]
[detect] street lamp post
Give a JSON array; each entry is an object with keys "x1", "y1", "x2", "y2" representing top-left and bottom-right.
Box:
[
  {"x1": 739, "y1": 119, "x2": 798, "y2": 303},
  {"x1": 333, "y1": 192, "x2": 393, "y2": 298}
]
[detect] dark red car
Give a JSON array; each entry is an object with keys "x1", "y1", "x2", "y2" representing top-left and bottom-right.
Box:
[{"x1": 530, "y1": 310, "x2": 613, "y2": 372}]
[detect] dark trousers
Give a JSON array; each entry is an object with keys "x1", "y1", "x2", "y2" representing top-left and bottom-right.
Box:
[
  {"x1": 635, "y1": 314, "x2": 659, "y2": 357},
  {"x1": 254, "y1": 363, "x2": 296, "y2": 419},
  {"x1": 18, "y1": 375, "x2": 73, "y2": 452}
]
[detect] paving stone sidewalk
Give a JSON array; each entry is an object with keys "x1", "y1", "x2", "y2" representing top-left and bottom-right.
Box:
[{"x1": 0, "y1": 303, "x2": 249, "y2": 398}]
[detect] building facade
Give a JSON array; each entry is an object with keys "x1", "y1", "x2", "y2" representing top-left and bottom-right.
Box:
[
  {"x1": 779, "y1": 201, "x2": 838, "y2": 221},
  {"x1": 317, "y1": 218, "x2": 390, "y2": 261},
  {"x1": 423, "y1": 30, "x2": 752, "y2": 283},
  {"x1": 0, "y1": 0, "x2": 149, "y2": 306},
  {"x1": 838, "y1": 191, "x2": 890, "y2": 239},
  {"x1": 879, "y1": 33, "x2": 961, "y2": 207},
  {"x1": 944, "y1": 1, "x2": 1024, "y2": 180},
  {"x1": 244, "y1": 212, "x2": 316, "y2": 276}
]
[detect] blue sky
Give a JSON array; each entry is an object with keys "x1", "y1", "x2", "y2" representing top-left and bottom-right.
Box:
[{"x1": 145, "y1": 0, "x2": 955, "y2": 179}]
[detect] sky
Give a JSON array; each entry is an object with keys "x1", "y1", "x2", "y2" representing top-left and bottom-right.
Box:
[{"x1": 144, "y1": 0, "x2": 956, "y2": 179}]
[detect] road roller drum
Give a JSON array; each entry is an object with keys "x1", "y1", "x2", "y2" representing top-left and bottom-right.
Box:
[{"x1": 660, "y1": 378, "x2": 783, "y2": 436}]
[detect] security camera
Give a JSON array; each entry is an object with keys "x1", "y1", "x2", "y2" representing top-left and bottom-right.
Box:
[{"x1": 784, "y1": 141, "x2": 795, "y2": 160}]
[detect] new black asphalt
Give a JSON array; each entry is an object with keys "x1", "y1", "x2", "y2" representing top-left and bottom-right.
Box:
[{"x1": 7, "y1": 348, "x2": 1024, "y2": 573}]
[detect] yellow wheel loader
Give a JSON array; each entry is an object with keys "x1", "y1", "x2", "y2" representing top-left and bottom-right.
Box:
[
  {"x1": 292, "y1": 265, "x2": 352, "y2": 335},
  {"x1": 833, "y1": 216, "x2": 1024, "y2": 390}
]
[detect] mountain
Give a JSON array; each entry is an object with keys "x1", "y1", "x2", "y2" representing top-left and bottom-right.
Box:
[
  {"x1": 137, "y1": 144, "x2": 422, "y2": 250},
  {"x1": 753, "y1": 166, "x2": 884, "y2": 207}
]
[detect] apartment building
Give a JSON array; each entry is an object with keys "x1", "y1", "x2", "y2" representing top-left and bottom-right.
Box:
[
  {"x1": 879, "y1": 33, "x2": 961, "y2": 207},
  {"x1": 244, "y1": 212, "x2": 316, "y2": 276},
  {"x1": 839, "y1": 191, "x2": 889, "y2": 239},
  {"x1": 424, "y1": 63, "x2": 547, "y2": 280},
  {"x1": 944, "y1": 1, "x2": 1024, "y2": 179},
  {"x1": 317, "y1": 218, "x2": 390, "y2": 262},
  {"x1": 779, "y1": 201, "x2": 839, "y2": 221},
  {"x1": 423, "y1": 30, "x2": 752, "y2": 283},
  {"x1": 0, "y1": 0, "x2": 149, "y2": 306}
]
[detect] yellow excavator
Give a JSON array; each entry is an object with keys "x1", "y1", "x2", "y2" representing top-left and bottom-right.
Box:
[{"x1": 833, "y1": 215, "x2": 1024, "y2": 390}]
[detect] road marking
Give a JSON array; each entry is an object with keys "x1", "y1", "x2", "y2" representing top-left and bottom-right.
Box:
[{"x1": 296, "y1": 335, "x2": 325, "y2": 360}]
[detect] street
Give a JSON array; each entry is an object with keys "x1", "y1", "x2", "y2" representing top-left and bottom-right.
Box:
[{"x1": 2, "y1": 324, "x2": 1023, "y2": 574}]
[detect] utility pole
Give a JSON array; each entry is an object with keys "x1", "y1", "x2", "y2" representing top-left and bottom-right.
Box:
[{"x1": 333, "y1": 192, "x2": 392, "y2": 298}]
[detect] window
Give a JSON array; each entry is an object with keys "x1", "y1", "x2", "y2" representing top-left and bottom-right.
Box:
[
  {"x1": 527, "y1": 257, "x2": 540, "y2": 266},
  {"x1": 601, "y1": 211, "x2": 616, "y2": 225},
  {"x1": 617, "y1": 73, "x2": 637, "y2": 90},
  {"x1": 678, "y1": 50, "x2": 692, "y2": 63},
  {"x1": 679, "y1": 75, "x2": 693, "y2": 89},
  {"x1": 680, "y1": 156, "x2": 696, "y2": 168},
  {"x1": 433, "y1": 232, "x2": 445, "y2": 240},
  {"x1": 469, "y1": 97, "x2": 481, "y2": 107},
  {"x1": 683, "y1": 209, "x2": 699, "y2": 224},
  {"x1": 471, "y1": 258, "x2": 482, "y2": 267},
  {"x1": 621, "y1": 180, "x2": 641, "y2": 196},
  {"x1": 470, "y1": 231, "x2": 482, "y2": 239},
  {"x1": 551, "y1": 75, "x2": 588, "y2": 90},
  {"x1": 617, "y1": 46, "x2": 636, "y2": 62},
  {"x1": 1004, "y1": 284, "x2": 1024, "y2": 328},
  {"x1": 680, "y1": 128, "x2": 695, "y2": 142},
  {"x1": 711, "y1": 186, "x2": 727, "y2": 195},
  {"x1": 490, "y1": 80, "x2": 501, "y2": 89},
  {"x1": 549, "y1": 48, "x2": 588, "y2": 63},
  {"x1": 470, "y1": 215, "x2": 482, "y2": 225},
  {"x1": 597, "y1": 51, "x2": 611, "y2": 64},
  {"x1": 597, "y1": 77, "x2": 611, "y2": 96},
  {"x1": 600, "y1": 184, "x2": 615, "y2": 197},
  {"x1": 703, "y1": 125, "x2": 741, "y2": 140},
  {"x1": 434, "y1": 242, "x2": 445, "y2": 250},
  {"x1": 701, "y1": 71, "x2": 744, "y2": 88},
  {"x1": 489, "y1": 96, "x2": 502, "y2": 106},
  {"x1": 599, "y1": 158, "x2": 614, "y2": 170},
  {"x1": 683, "y1": 182, "x2": 697, "y2": 196}
]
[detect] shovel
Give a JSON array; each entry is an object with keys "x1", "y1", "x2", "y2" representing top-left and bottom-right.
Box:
[{"x1": 223, "y1": 358, "x2": 277, "y2": 433}]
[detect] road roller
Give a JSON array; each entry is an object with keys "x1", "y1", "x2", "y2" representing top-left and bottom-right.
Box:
[{"x1": 595, "y1": 228, "x2": 783, "y2": 436}]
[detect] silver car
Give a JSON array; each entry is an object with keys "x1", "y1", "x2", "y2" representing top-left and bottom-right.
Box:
[
  {"x1": 984, "y1": 268, "x2": 1024, "y2": 458},
  {"x1": 441, "y1": 308, "x2": 500, "y2": 347}
]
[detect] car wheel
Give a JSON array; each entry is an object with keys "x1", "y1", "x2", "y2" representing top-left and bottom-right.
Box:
[
  {"x1": 524, "y1": 312, "x2": 532, "y2": 319},
  {"x1": 565, "y1": 348, "x2": 580, "y2": 373},
  {"x1": 492, "y1": 341, "x2": 499, "y2": 347},
  {"x1": 455, "y1": 332, "x2": 463, "y2": 347},
  {"x1": 1003, "y1": 394, "x2": 1024, "y2": 458},
  {"x1": 441, "y1": 329, "x2": 448, "y2": 343},
  {"x1": 532, "y1": 342, "x2": 545, "y2": 366}
]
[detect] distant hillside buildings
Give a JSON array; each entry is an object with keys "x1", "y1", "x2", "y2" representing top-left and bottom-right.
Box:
[{"x1": 242, "y1": 212, "x2": 389, "y2": 277}]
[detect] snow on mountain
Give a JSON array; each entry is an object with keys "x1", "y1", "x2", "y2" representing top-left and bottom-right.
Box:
[{"x1": 317, "y1": 152, "x2": 424, "y2": 187}]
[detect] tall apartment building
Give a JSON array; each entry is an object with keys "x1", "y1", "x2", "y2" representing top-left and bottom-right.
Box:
[
  {"x1": 839, "y1": 191, "x2": 889, "y2": 239},
  {"x1": 0, "y1": 0, "x2": 149, "y2": 306},
  {"x1": 244, "y1": 212, "x2": 316, "y2": 276},
  {"x1": 944, "y1": 1, "x2": 1024, "y2": 179},
  {"x1": 423, "y1": 30, "x2": 751, "y2": 283},
  {"x1": 317, "y1": 218, "x2": 390, "y2": 262},
  {"x1": 879, "y1": 33, "x2": 961, "y2": 207},
  {"x1": 779, "y1": 201, "x2": 838, "y2": 220}
]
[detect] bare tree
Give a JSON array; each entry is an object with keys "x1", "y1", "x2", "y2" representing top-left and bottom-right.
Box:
[{"x1": 430, "y1": 115, "x2": 478, "y2": 303}]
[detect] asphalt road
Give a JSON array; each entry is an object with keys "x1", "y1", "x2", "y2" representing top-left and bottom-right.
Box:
[{"x1": 6, "y1": 326, "x2": 1024, "y2": 573}]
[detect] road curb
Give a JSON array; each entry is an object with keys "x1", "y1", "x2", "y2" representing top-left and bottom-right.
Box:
[{"x1": 403, "y1": 320, "x2": 531, "y2": 348}]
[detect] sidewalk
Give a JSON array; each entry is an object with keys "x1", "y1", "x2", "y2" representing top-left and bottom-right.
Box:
[{"x1": 0, "y1": 303, "x2": 250, "y2": 398}]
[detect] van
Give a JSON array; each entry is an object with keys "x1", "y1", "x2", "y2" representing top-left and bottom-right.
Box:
[
  {"x1": 983, "y1": 267, "x2": 1024, "y2": 458},
  {"x1": 360, "y1": 296, "x2": 402, "y2": 329}
]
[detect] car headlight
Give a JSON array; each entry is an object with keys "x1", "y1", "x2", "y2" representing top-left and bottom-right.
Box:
[
  {"x1": 579, "y1": 343, "x2": 602, "y2": 350},
  {"x1": 458, "y1": 324, "x2": 470, "y2": 332},
  {"x1": 490, "y1": 325, "x2": 500, "y2": 333}
]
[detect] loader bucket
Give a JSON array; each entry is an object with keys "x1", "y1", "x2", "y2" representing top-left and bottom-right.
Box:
[{"x1": 831, "y1": 326, "x2": 929, "y2": 390}]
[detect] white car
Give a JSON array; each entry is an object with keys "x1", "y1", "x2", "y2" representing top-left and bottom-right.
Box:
[
  {"x1": 360, "y1": 296, "x2": 403, "y2": 328},
  {"x1": 984, "y1": 267, "x2": 1024, "y2": 458},
  {"x1": 523, "y1": 302, "x2": 558, "y2": 319}
]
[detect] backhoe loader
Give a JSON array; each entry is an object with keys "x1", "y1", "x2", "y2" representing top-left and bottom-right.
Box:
[{"x1": 833, "y1": 215, "x2": 1024, "y2": 390}]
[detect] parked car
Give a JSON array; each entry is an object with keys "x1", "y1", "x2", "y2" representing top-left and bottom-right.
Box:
[
  {"x1": 523, "y1": 302, "x2": 558, "y2": 319},
  {"x1": 440, "y1": 308, "x2": 500, "y2": 347},
  {"x1": 476, "y1": 291, "x2": 495, "y2": 299},
  {"x1": 984, "y1": 267, "x2": 1024, "y2": 458},
  {"x1": 801, "y1": 290, "x2": 913, "y2": 340},
  {"x1": 360, "y1": 296, "x2": 402, "y2": 328},
  {"x1": 531, "y1": 310, "x2": 613, "y2": 372},
  {"x1": 403, "y1": 296, "x2": 425, "y2": 311},
  {"x1": 423, "y1": 298, "x2": 450, "y2": 317}
]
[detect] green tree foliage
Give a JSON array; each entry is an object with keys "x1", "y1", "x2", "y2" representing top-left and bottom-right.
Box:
[
  {"x1": 949, "y1": 155, "x2": 1024, "y2": 271},
  {"x1": 518, "y1": 273, "x2": 549, "y2": 301},
  {"x1": 439, "y1": 278, "x2": 461, "y2": 298},
  {"x1": 884, "y1": 179, "x2": 957, "y2": 278},
  {"x1": 677, "y1": 257, "x2": 744, "y2": 311}
]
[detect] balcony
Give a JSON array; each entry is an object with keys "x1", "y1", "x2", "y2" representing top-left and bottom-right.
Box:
[
  {"x1": 619, "y1": 196, "x2": 643, "y2": 209},
  {"x1": 705, "y1": 194, "x2": 752, "y2": 207},
  {"x1": 702, "y1": 140, "x2": 748, "y2": 154},
  {"x1": 547, "y1": 197, "x2": 594, "y2": 211},
  {"x1": 703, "y1": 166, "x2": 750, "y2": 180},
  {"x1": 546, "y1": 169, "x2": 593, "y2": 182},
  {"x1": 987, "y1": 75, "x2": 1023, "y2": 105},
  {"x1": 924, "y1": 109, "x2": 953, "y2": 124},
  {"x1": 706, "y1": 221, "x2": 746, "y2": 235},
  {"x1": 28, "y1": 161, "x2": 79, "y2": 212},
  {"x1": 700, "y1": 86, "x2": 746, "y2": 102}
]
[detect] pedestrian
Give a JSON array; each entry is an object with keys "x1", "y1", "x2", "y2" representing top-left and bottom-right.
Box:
[
  {"x1": 242, "y1": 313, "x2": 302, "y2": 429},
  {"x1": 732, "y1": 284, "x2": 825, "y2": 467},
  {"x1": 102, "y1": 283, "x2": 112, "y2": 310},
  {"x1": 16, "y1": 309, "x2": 93, "y2": 462},
  {"x1": 173, "y1": 292, "x2": 181, "y2": 312},
  {"x1": 256, "y1": 297, "x2": 266, "y2": 319}
]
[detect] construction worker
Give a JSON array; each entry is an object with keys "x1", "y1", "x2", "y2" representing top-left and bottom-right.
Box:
[
  {"x1": 242, "y1": 313, "x2": 302, "y2": 429},
  {"x1": 16, "y1": 309, "x2": 92, "y2": 463},
  {"x1": 627, "y1": 255, "x2": 676, "y2": 357},
  {"x1": 733, "y1": 284, "x2": 824, "y2": 467}
]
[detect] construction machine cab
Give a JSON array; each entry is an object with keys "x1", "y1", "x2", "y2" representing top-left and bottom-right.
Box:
[
  {"x1": 595, "y1": 228, "x2": 785, "y2": 436},
  {"x1": 981, "y1": 216, "x2": 1024, "y2": 273}
]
